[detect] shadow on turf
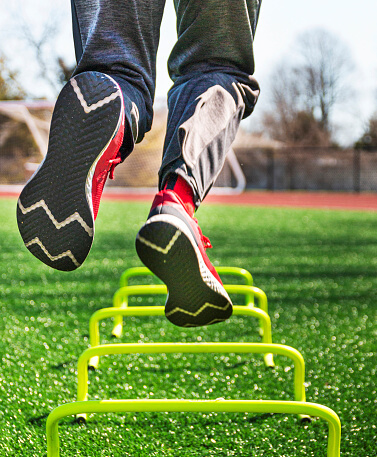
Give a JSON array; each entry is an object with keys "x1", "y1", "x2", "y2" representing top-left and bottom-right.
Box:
[
  {"x1": 51, "y1": 358, "x2": 78, "y2": 370},
  {"x1": 28, "y1": 412, "x2": 50, "y2": 425}
]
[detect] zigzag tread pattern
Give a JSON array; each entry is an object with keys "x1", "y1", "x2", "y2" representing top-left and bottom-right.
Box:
[
  {"x1": 25, "y1": 237, "x2": 80, "y2": 268},
  {"x1": 136, "y1": 230, "x2": 181, "y2": 254},
  {"x1": 18, "y1": 199, "x2": 93, "y2": 237},
  {"x1": 138, "y1": 216, "x2": 230, "y2": 303},
  {"x1": 75, "y1": 72, "x2": 119, "y2": 104},
  {"x1": 165, "y1": 302, "x2": 231, "y2": 318},
  {"x1": 71, "y1": 77, "x2": 120, "y2": 114}
]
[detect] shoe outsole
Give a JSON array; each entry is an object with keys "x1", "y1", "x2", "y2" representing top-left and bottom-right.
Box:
[
  {"x1": 136, "y1": 215, "x2": 232, "y2": 327},
  {"x1": 17, "y1": 71, "x2": 123, "y2": 271}
]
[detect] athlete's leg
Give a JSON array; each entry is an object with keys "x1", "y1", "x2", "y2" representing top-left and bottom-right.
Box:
[
  {"x1": 161, "y1": 0, "x2": 262, "y2": 203},
  {"x1": 71, "y1": 0, "x2": 166, "y2": 154},
  {"x1": 17, "y1": 0, "x2": 166, "y2": 271},
  {"x1": 136, "y1": 0, "x2": 262, "y2": 327}
]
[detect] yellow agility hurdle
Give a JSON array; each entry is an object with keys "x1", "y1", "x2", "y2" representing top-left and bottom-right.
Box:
[
  {"x1": 46, "y1": 399, "x2": 341, "y2": 457},
  {"x1": 76, "y1": 342, "x2": 308, "y2": 422},
  {"x1": 111, "y1": 267, "x2": 265, "y2": 338},
  {"x1": 88, "y1": 296, "x2": 274, "y2": 369},
  {"x1": 119, "y1": 266, "x2": 253, "y2": 290},
  {"x1": 111, "y1": 284, "x2": 268, "y2": 337}
]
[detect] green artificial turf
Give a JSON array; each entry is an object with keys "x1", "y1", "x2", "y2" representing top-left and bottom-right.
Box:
[{"x1": 0, "y1": 197, "x2": 376, "y2": 456}]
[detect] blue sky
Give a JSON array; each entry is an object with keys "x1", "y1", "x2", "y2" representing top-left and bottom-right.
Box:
[{"x1": 1, "y1": 0, "x2": 376, "y2": 144}]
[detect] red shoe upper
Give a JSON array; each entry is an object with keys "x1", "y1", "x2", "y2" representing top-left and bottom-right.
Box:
[
  {"x1": 91, "y1": 116, "x2": 124, "y2": 220},
  {"x1": 149, "y1": 189, "x2": 224, "y2": 286}
]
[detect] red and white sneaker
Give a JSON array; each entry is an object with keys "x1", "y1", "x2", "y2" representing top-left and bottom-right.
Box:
[
  {"x1": 17, "y1": 71, "x2": 125, "y2": 271},
  {"x1": 135, "y1": 190, "x2": 233, "y2": 327}
]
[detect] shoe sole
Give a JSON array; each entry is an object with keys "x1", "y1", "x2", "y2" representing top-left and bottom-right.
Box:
[
  {"x1": 136, "y1": 214, "x2": 232, "y2": 327},
  {"x1": 17, "y1": 71, "x2": 124, "y2": 271}
]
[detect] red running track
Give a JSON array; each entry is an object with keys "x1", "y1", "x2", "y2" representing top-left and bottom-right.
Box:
[
  {"x1": 2, "y1": 187, "x2": 377, "y2": 211},
  {"x1": 206, "y1": 191, "x2": 377, "y2": 211},
  {"x1": 101, "y1": 190, "x2": 377, "y2": 211}
]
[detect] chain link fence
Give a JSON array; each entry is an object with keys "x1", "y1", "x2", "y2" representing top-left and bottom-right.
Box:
[
  {"x1": 0, "y1": 101, "x2": 376, "y2": 192},
  {"x1": 235, "y1": 147, "x2": 377, "y2": 192}
]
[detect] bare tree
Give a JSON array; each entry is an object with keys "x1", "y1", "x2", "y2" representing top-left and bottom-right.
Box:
[
  {"x1": 0, "y1": 0, "x2": 72, "y2": 97},
  {"x1": 17, "y1": 15, "x2": 62, "y2": 95},
  {"x1": 57, "y1": 57, "x2": 76, "y2": 85},
  {"x1": 0, "y1": 54, "x2": 26, "y2": 100},
  {"x1": 295, "y1": 29, "x2": 354, "y2": 131},
  {"x1": 355, "y1": 115, "x2": 377, "y2": 150},
  {"x1": 263, "y1": 29, "x2": 354, "y2": 145}
]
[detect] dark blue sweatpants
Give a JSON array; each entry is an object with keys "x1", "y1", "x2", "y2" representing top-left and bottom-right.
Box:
[{"x1": 71, "y1": 0, "x2": 261, "y2": 205}]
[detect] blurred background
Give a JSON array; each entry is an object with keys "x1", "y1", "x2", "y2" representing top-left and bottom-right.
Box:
[{"x1": 0, "y1": 0, "x2": 376, "y2": 193}]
